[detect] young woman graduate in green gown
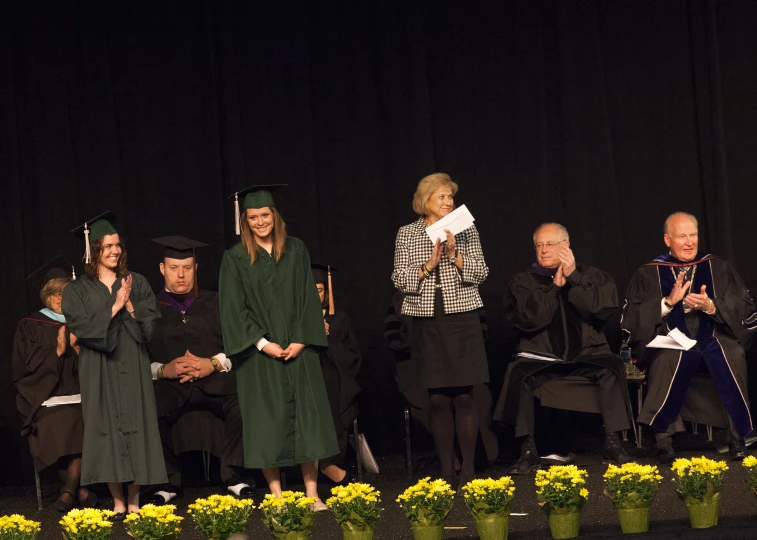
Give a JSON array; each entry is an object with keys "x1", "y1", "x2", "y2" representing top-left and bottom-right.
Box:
[
  {"x1": 219, "y1": 185, "x2": 338, "y2": 510},
  {"x1": 62, "y1": 212, "x2": 165, "y2": 518}
]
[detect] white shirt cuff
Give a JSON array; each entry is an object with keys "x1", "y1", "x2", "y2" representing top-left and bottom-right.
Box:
[
  {"x1": 151, "y1": 362, "x2": 161, "y2": 380},
  {"x1": 256, "y1": 337, "x2": 270, "y2": 351},
  {"x1": 661, "y1": 298, "x2": 672, "y2": 317},
  {"x1": 214, "y1": 352, "x2": 232, "y2": 372}
]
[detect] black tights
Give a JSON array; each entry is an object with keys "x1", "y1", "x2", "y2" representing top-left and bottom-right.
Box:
[{"x1": 428, "y1": 386, "x2": 478, "y2": 476}]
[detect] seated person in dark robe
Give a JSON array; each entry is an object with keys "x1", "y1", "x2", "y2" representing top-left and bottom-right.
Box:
[
  {"x1": 311, "y1": 263, "x2": 362, "y2": 484},
  {"x1": 12, "y1": 257, "x2": 96, "y2": 511},
  {"x1": 623, "y1": 212, "x2": 754, "y2": 464},
  {"x1": 494, "y1": 223, "x2": 632, "y2": 473},
  {"x1": 147, "y1": 236, "x2": 253, "y2": 503},
  {"x1": 384, "y1": 291, "x2": 500, "y2": 466}
]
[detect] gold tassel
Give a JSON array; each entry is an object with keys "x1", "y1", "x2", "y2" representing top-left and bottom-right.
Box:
[
  {"x1": 328, "y1": 265, "x2": 335, "y2": 315},
  {"x1": 84, "y1": 224, "x2": 91, "y2": 264},
  {"x1": 234, "y1": 192, "x2": 241, "y2": 235}
]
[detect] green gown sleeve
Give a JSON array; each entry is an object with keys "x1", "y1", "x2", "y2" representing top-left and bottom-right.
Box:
[
  {"x1": 290, "y1": 242, "x2": 328, "y2": 348},
  {"x1": 219, "y1": 250, "x2": 267, "y2": 357},
  {"x1": 121, "y1": 273, "x2": 161, "y2": 345},
  {"x1": 62, "y1": 281, "x2": 120, "y2": 353}
]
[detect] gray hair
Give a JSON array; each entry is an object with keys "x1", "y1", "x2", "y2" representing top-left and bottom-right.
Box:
[
  {"x1": 533, "y1": 222, "x2": 570, "y2": 244},
  {"x1": 663, "y1": 212, "x2": 698, "y2": 235}
]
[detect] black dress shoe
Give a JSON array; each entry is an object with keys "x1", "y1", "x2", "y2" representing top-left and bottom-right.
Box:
[
  {"x1": 226, "y1": 477, "x2": 256, "y2": 498},
  {"x1": 54, "y1": 490, "x2": 76, "y2": 513},
  {"x1": 112, "y1": 512, "x2": 126, "y2": 522},
  {"x1": 603, "y1": 442, "x2": 634, "y2": 465},
  {"x1": 507, "y1": 450, "x2": 540, "y2": 475},
  {"x1": 656, "y1": 446, "x2": 676, "y2": 465},
  {"x1": 729, "y1": 441, "x2": 747, "y2": 461}
]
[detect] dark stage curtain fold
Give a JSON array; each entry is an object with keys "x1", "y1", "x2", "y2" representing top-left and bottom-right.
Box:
[{"x1": 2, "y1": 0, "x2": 757, "y2": 485}]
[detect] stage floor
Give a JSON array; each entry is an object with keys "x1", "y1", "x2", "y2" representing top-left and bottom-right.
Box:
[{"x1": 3, "y1": 435, "x2": 757, "y2": 539}]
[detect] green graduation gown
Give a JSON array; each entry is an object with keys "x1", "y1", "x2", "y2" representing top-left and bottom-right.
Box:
[
  {"x1": 62, "y1": 272, "x2": 167, "y2": 486},
  {"x1": 219, "y1": 237, "x2": 338, "y2": 469}
]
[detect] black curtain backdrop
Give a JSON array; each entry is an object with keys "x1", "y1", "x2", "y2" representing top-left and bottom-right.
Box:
[{"x1": 2, "y1": 0, "x2": 757, "y2": 486}]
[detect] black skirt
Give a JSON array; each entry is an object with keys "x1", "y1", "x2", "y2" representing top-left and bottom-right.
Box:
[{"x1": 411, "y1": 287, "x2": 489, "y2": 389}]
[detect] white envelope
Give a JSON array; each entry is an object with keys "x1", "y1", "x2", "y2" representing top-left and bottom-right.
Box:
[{"x1": 425, "y1": 205, "x2": 475, "y2": 243}]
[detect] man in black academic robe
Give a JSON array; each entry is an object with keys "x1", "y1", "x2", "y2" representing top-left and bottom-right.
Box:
[
  {"x1": 311, "y1": 264, "x2": 361, "y2": 483},
  {"x1": 622, "y1": 212, "x2": 754, "y2": 463},
  {"x1": 147, "y1": 237, "x2": 252, "y2": 503},
  {"x1": 494, "y1": 223, "x2": 633, "y2": 473}
]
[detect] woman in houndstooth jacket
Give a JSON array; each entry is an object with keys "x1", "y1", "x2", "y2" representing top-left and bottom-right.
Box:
[{"x1": 392, "y1": 172, "x2": 489, "y2": 489}]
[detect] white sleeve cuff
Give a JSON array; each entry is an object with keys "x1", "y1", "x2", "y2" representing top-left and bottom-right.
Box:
[
  {"x1": 151, "y1": 362, "x2": 162, "y2": 380},
  {"x1": 661, "y1": 298, "x2": 672, "y2": 317},
  {"x1": 214, "y1": 353, "x2": 232, "y2": 372},
  {"x1": 256, "y1": 337, "x2": 270, "y2": 351}
]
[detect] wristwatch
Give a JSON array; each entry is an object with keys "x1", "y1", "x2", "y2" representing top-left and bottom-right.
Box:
[{"x1": 209, "y1": 356, "x2": 220, "y2": 371}]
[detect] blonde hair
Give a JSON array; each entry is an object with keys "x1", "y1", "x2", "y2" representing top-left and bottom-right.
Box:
[
  {"x1": 40, "y1": 277, "x2": 71, "y2": 308},
  {"x1": 240, "y1": 207, "x2": 288, "y2": 265},
  {"x1": 412, "y1": 172, "x2": 459, "y2": 216}
]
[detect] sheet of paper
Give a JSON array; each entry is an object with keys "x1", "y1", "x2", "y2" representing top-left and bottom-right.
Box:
[
  {"x1": 41, "y1": 394, "x2": 81, "y2": 407},
  {"x1": 516, "y1": 351, "x2": 563, "y2": 362},
  {"x1": 646, "y1": 328, "x2": 696, "y2": 351},
  {"x1": 425, "y1": 205, "x2": 475, "y2": 243}
]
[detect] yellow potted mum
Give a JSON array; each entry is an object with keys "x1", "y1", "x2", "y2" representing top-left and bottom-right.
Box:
[
  {"x1": 671, "y1": 456, "x2": 728, "y2": 528},
  {"x1": 259, "y1": 491, "x2": 316, "y2": 540},
  {"x1": 461, "y1": 477, "x2": 515, "y2": 540},
  {"x1": 187, "y1": 494, "x2": 255, "y2": 539},
  {"x1": 743, "y1": 455, "x2": 757, "y2": 497},
  {"x1": 535, "y1": 465, "x2": 589, "y2": 539},
  {"x1": 396, "y1": 477, "x2": 455, "y2": 540},
  {"x1": 124, "y1": 504, "x2": 183, "y2": 540},
  {"x1": 603, "y1": 463, "x2": 662, "y2": 533},
  {"x1": 0, "y1": 514, "x2": 41, "y2": 540},
  {"x1": 60, "y1": 508, "x2": 115, "y2": 540},
  {"x1": 326, "y1": 483, "x2": 381, "y2": 540}
]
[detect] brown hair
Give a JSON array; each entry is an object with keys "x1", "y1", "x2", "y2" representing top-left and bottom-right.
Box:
[
  {"x1": 40, "y1": 277, "x2": 71, "y2": 308},
  {"x1": 84, "y1": 237, "x2": 129, "y2": 279},
  {"x1": 240, "y1": 207, "x2": 287, "y2": 265},
  {"x1": 411, "y1": 172, "x2": 459, "y2": 216}
]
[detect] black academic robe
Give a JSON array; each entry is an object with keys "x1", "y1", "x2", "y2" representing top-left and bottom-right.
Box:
[
  {"x1": 149, "y1": 290, "x2": 237, "y2": 417},
  {"x1": 219, "y1": 237, "x2": 338, "y2": 468},
  {"x1": 62, "y1": 272, "x2": 167, "y2": 486},
  {"x1": 494, "y1": 263, "x2": 631, "y2": 426},
  {"x1": 319, "y1": 310, "x2": 361, "y2": 461},
  {"x1": 623, "y1": 254, "x2": 754, "y2": 437},
  {"x1": 12, "y1": 311, "x2": 84, "y2": 470}
]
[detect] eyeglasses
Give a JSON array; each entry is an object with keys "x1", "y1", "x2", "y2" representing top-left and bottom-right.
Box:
[{"x1": 534, "y1": 240, "x2": 566, "y2": 250}]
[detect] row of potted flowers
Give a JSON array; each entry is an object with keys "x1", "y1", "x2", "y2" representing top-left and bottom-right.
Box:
[{"x1": 0, "y1": 455, "x2": 753, "y2": 540}]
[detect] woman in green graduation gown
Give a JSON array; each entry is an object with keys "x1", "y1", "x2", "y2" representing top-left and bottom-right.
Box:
[
  {"x1": 219, "y1": 186, "x2": 338, "y2": 509},
  {"x1": 62, "y1": 213, "x2": 166, "y2": 517}
]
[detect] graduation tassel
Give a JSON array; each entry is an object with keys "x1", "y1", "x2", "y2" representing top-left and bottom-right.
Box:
[
  {"x1": 71, "y1": 266, "x2": 77, "y2": 280},
  {"x1": 327, "y1": 265, "x2": 335, "y2": 316},
  {"x1": 84, "y1": 224, "x2": 91, "y2": 264},
  {"x1": 234, "y1": 193, "x2": 241, "y2": 236}
]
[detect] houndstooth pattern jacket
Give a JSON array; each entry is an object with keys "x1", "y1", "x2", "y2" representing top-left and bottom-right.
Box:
[{"x1": 392, "y1": 217, "x2": 488, "y2": 317}]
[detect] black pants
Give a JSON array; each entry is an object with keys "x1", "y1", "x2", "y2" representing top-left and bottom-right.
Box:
[
  {"x1": 157, "y1": 387, "x2": 244, "y2": 486},
  {"x1": 515, "y1": 364, "x2": 631, "y2": 438}
]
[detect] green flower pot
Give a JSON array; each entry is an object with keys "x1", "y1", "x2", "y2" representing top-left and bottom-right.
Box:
[
  {"x1": 270, "y1": 530, "x2": 311, "y2": 540},
  {"x1": 548, "y1": 511, "x2": 580, "y2": 539},
  {"x1": 474, "y1": 513, "x2": 510, "y2": 540},
  {"x1": 685, "y1": 498, "x2": 720, "y2": 529},
  {"x1": 409, "y1": 522, "x2": 444, "y2": 540},
  {"x1": 341, "y1": 527, "x2": 375, "y2": 540},
  {"x1": 616, "y1": 507, "x2": 650, "y2": 534}
]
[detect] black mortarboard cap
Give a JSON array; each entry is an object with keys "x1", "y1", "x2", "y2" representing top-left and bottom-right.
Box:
[
  {"x1": 26, "y1": 255, "x2": 75, "y2": 285},
  {"x1": 311, "y1": 262, "x2": 337, "y2": 315},
  {"x1": 71, "y1": 211, "x2": 118, "y2": 263},
  {"x1": 151, "y1": 236, "x2": 209, "y2": 260},
  {"x1": 227, "y1": 184, "x2": 287, "y2": 235}
]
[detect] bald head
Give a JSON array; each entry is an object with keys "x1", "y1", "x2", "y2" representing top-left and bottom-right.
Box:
[{"x1": 663, "y1": 212, "x2": 699, "y2": 262}]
